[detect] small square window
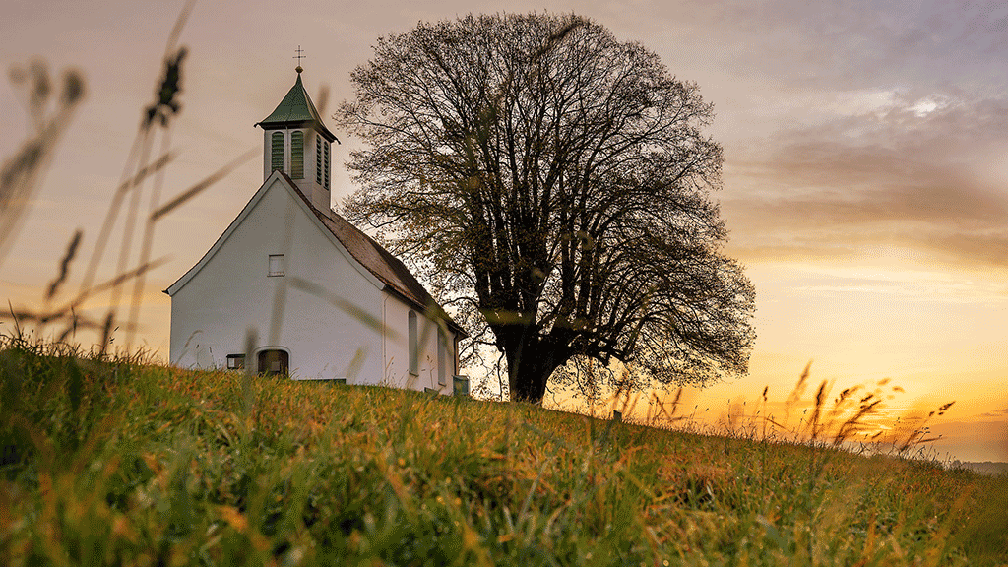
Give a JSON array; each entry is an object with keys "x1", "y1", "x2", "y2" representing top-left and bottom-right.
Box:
[
  {"x1": 226, "y1": 354, "x2": 245, "y2": 370},
  {"x1": 269, "y1": 254, "x2": 285, "y2": 277}
]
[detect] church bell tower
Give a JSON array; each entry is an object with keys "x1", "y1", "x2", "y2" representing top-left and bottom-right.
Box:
[{"x1": 255, "y1": 62, "x2": 339, "y2": 213}]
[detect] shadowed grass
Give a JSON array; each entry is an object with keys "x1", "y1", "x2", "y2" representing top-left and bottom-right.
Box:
[{"x1": 1, "y1": 335, "x2": 1005, "y2": 566}]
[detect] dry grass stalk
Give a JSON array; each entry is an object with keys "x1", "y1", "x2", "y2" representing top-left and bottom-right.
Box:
[{"x1": 1, "y1": 3, "x2": 252, "y2": 354}]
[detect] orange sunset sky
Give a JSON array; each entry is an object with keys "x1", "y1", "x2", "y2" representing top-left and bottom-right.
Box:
[{"x1": 1, "y1": 0, "x2": 1005, "y2": 463}]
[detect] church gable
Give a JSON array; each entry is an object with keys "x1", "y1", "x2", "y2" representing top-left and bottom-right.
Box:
[{"x1": 164, "y1": 171, "x2": 383, "y2": 298}]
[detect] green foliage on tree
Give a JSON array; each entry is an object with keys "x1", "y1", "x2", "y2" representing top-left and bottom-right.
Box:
[{"x1": 338, "y1": 13, "x2": 755, "y2": 403}]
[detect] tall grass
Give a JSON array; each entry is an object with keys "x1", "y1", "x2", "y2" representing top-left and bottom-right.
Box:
[
  {"x1": 0, "y1": 1, "x2": 254, "y2": 356},
  {"x1": 631, "y1": 363, "x2": 960, "y2": 464},
  {"x1": 1, "y1": 334, "x2": 1006, "y2": 565}
]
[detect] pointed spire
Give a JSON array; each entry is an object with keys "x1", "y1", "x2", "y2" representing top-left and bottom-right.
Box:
[{"x1": 255, "y1": 69, "x2": 338, "y2": 143}]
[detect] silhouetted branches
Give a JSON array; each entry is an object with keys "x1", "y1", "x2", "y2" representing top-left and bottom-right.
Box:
[{"x1": 339, "y1": 13, "x2": 755, "y2": 402}]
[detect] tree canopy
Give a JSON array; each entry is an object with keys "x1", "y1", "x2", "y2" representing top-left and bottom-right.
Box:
[{"x1": 338, "y1": 13, "x2": 755, "y2": 403}]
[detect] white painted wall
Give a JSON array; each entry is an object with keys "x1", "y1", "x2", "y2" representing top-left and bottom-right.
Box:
[
  {"x1": 380, "y1": 291, "x2": 457, "y2": 394},
  {"x1": 169, "y1": 173, "x2": 384, "y2": 382},
  {"x1": 168, "y1": 173, "x2": 461, "y2": 393}
]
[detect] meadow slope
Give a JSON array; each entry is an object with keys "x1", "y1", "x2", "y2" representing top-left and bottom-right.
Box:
[{"x1": 1, "y1": 339, "x2": 1006, "y2": 566}]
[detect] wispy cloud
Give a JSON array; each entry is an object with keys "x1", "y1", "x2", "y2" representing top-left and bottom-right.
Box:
[
  {"x1": 723, "y1": 92, "x2": 1008, "y2": 268},
  {"x1": 668, "y1": 0, "x2": 1008, "y2": 91}
]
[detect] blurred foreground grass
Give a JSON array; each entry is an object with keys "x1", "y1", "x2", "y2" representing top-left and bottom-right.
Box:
[{"x1": 1, "y1": 335, "x2": 1006, "y2": 566}]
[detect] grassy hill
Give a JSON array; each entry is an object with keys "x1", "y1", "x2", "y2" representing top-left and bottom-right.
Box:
[{"x1": 1, "y1": 337, "x2": 1006, "y2": 566}]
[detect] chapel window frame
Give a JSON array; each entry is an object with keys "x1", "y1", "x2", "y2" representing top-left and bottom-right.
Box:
[
  {"x1": 408, "y1": 310, "x2": 418, "y2": 376},
  {"x1": 226, "y1": 354, "x2": 245, "y2": 371},
  {"x1": 315, "y1": 135, "x2": 323, "y2": 185},
  {"x1": 268, "y1": 254, "x2": 285, "y2": 277}
]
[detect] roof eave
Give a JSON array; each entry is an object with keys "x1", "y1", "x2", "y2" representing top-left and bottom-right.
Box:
[
  {"x1": 254, "y1": 120, "x2": 339, "y2": 144},
  {"x1": 382, "y1": 284, "x2": 470, "y2": 339}
]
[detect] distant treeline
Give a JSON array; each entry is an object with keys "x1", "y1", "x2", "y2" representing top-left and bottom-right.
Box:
[{"x1": 954, "y1": 461, "x2": 1008, "y2": 476}]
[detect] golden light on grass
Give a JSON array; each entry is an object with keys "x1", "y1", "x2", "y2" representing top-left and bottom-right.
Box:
[{"x1": 544, "y1": 360, "x2": 965, "y2": 465}]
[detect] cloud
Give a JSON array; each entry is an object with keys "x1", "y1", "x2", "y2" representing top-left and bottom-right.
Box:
[
  {"x1": 979, "y1": 408, "x2": 1008, "y2": 418},
  {"x1": 722, "y1": 93, "x2": 1008, "y2": 269},
  {"x1": 675, "y1": 0, "x2": 1008, "y2": 92}
]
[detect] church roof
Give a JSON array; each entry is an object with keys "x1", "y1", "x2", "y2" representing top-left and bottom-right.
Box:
[{"x1": 256, "y1": 73, "x2": 338, "y2": 143}]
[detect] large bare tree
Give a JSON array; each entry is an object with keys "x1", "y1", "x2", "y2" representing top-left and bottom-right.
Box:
[{"x1": 338, "y1": 13, "x2": 755, "y2": 403}]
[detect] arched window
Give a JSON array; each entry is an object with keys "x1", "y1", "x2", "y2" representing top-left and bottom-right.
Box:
[
  {"x1": 291, "y1": 131, "x2": 304, "y2": 179},
  {"x1": 271, "y1": 132, "x2": 284, "y2": 173},
  {"x1": 408, "y1": 310, "x2": 418, "y2": 376},
  {"x1": 437, "y1": 332, "x2": 447, "y2": 386},
  {"x1": 316, "y1": 136, "x2": 323, "y2": 185},
  {"x1": 257, "y1": 348, "x2": 289, "y2": 376}
]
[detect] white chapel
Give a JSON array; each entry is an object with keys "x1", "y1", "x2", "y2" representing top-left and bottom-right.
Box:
[{"x1": 164, "y1": 66, "x2": 468, "y2": 394}]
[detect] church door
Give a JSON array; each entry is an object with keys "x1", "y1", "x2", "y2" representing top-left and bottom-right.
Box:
[{"x1": 258, "y1": 349, "x2": 289, "y2": 376}]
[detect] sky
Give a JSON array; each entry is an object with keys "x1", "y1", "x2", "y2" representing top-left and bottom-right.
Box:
[{"x1": 1, "y1": 0, "x2": 1005, "y2": 463}]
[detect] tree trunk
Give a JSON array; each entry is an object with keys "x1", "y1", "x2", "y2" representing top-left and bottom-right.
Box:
[{"x1": 506, "y1": 334, "x2": 562, "y2": 404}]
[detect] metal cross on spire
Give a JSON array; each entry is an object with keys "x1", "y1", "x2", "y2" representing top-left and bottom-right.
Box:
[{"x1": 293, "y1": 45, "x2": 305, "y2": 73}]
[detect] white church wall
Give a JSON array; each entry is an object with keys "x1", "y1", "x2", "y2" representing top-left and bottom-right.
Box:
[
  {"x1": 168, "y1": 175, "x2": 386, "y2": 383},
  {"x1": 381, "y1": 291, "x2": 456, "y2": 394}
]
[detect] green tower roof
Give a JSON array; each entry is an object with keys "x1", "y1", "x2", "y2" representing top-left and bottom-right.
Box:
[{"x1": 256, "y1": 72, "x2": 338, "y2": 143}]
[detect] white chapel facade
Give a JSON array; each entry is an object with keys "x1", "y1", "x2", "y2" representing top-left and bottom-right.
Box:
[{"x1": 164, "y1": 67, "x2": 468, "y2": 394}]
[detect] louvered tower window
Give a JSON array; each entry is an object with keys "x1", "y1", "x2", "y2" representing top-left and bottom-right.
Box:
[
  {"x1": 316, "y1": 136, "x2": 323, "y2": 185},
  {"x1": 291, "y1": 131, "x2": 304, "y2": 179},
  {"x1": 271, "y1": 132, "x2": 284, "y2": 172},
  {"x1": 323, "y1": 140, "x2": 330, "y2": 189}
]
